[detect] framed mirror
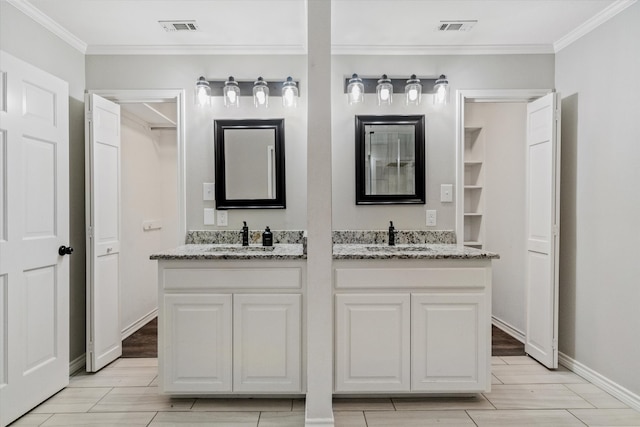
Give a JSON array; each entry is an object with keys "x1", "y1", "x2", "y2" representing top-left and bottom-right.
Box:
[
  {"x1": 214, "y1": 118, "x2": 286, "y2": 209},
  {"x1": 355, "y1": 115, "x2": 425, "y2": 205}
]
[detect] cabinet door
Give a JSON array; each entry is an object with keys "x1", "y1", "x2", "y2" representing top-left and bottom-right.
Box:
[
  {"x1": 411, "y1": 293, "x2": 487, "y2": 392},
  {"x1": 233, "y1": 294, "x2": 301, "y2": 392},
  {"x1": 162, "y1": 294, "x2": 232, "y2": 392},
  {"x1": 335, "y1": 294, "x2": 410, "y2": 392}
]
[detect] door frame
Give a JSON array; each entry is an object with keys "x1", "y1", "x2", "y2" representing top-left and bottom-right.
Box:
[{"x1": 88, "y1": 89, "x2": 186, "y2": 243}]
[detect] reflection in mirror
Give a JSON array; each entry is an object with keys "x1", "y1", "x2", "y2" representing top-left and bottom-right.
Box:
[
  {"x1": 355, "y1": 115, "x2": 425, "y2": 205},
  {"x1": 214, "y1": 119, "x2": 286, "y2": 209}
]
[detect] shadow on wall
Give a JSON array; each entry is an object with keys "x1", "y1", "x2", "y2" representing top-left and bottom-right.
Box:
[{"x1": 558, "y1": 92, "x2": 578, "y2": 358}]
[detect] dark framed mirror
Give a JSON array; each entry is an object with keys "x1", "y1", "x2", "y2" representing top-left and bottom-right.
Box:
[
  {"x1": 355, "y1": 115, "x2": 425, "y2": 205},
  {"x1": 214, "y1": 118, "x2": 286, "y2": 209}
]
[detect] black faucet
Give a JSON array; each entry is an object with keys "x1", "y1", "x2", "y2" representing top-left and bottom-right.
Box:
[
  {"x1": 242, "y1": 221, "x2": 249, "y2": 246},
  {"x1": 388, "y1": 221, "x2": 397, "y2": 246}
]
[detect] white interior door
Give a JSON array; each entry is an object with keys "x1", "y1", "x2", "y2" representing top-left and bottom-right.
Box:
[
  {"x1": 525, "y1": 92, "x2": 561, "y2": 369},
  {"x1": 0, "y1": 50, "x2": 70, "y2": 426},
  {"x1": 85, "y1": 93, "x2": 122, "y2": 372}
]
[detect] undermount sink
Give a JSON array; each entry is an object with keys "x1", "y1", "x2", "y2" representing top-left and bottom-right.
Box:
[
  {"x1": 364, "y1": 245, "x2": 432, "y2": 252},
  {"x1": 207, "y1": 245, "x2": 275, "y2": 252}
]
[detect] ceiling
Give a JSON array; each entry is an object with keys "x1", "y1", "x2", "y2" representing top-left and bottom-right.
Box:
[{"x1": 10, "y1": 0, "x2": 635, "y2": 55}]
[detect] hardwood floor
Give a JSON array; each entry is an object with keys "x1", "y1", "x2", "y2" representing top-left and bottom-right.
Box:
[{"x1": 122, "y1": 318, "x2": 525, "y2": 358}]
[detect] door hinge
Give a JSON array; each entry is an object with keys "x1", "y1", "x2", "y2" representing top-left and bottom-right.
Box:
[
  {"x1": 553, "y1": 225, "x2": 559, "y2": 236},
  {"x1": 555, "y1": 109, "x2": 561, "y2": 122},
  {"x1": 88, "y1": 226, "x2": 93, "y2": 238},
  {"x1": 552, "y1": 338, "x2": 558, "y2": 350},
  {"x1": 86, "y1": 111, "x2": 93, "y2": 121}
]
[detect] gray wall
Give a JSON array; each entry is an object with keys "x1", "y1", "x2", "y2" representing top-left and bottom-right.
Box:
[
  {"x1": 331, "y1": 54, "x2": 554, "y2": 230},
  {"x1": 1, "y1": 2, "x2": 87, "y2": 364},
  {"x1": 556, "y1": 2, "x2": 640, "y2": 395},
  {"x1": 85, "y1": 55, "x2": 307, "y2": 233}
]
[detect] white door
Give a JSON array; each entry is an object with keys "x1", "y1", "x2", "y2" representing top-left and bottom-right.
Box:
[
  {"x1": 0, "y1": 51, "x2": 70, "y2": 426},
  {"x1": 525, "y1": 92, "x2": 561, "y2": 369},
  {"x1": 233, "y1": 294, "x2": 301, "y2": 392},
  {"x1": 85, "y1": 94, "x2": 122, "y2": 372},
  {"x1": 335, "y1": 294, "x2": 410, "y2": 392}
]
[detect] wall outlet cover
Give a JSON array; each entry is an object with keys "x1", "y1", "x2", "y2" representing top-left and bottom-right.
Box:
[
  {"x1": 441, "y1": 184, "x2": 453, "y2": 202},
  {"x1": 203, "y1": 183, "x2": 215, "y2": 201},
  {"x1": 426, "y1": 210, "x2": 437, "y2": 226},
  {"x1": 217, "y1": 210, "x2": 228, "y2": 227}
]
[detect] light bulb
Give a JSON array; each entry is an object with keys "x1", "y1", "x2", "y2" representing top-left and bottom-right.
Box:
[
  {"x1": 380, "y1": 87, "x2": 390, "y2": 101},
  {"x1": 435, "y1": 85, "x2": 447, "y2": 104},
  {"x1": 408, "y1": 88, "x2": 418, "y2": 101},
  {"x1": 227, "y1": 90, "x2": 236, "y2": 104},
  {"x1": 350, "y1": 85, "x2": 361, "y2": 102},
  {"x1": 284, "y1": 88, "x2": 294, "y2": 106},
  {"x1": 197, "y1": 87, "x2": 209, "y2": 106},
  {"x1": 256, "y1": 91, "x2": 266, "y2": 105}
]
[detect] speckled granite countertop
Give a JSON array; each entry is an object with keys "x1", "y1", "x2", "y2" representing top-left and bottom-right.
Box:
[
  {"x1": 333, "y1": 244, "x2": 499, "y2": 260},
  {"x1": 150, "y1": 244, "x2": 306, "y2": 260}
]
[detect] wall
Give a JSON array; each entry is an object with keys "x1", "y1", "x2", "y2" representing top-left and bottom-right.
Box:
[
  {"x1": 466, "y1": 103, "x2": 527, "y2": 335},
  {"x1": 331, "y1": 54, "x2": 554, "y2": 231},
  {"x1": 85, "y1": 55, "x2": 307, "y2": 233},
  {"x1": 0, "y1": 2, "x2": 87, "y2": 364},
  {"x1": 556, "y1": 2, "x2": 640, "y2": 396},
  {"x1": 120, "y1": 115, "x2": 177, "y2": 334}
]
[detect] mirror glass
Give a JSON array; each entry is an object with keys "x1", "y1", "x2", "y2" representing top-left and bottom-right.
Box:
[
  {"x1": 215, "y1": 119, "x2": 286, "y2": 209},
  {"x1": 355, "y1": 115, "x2": 425, "y2": 204}
]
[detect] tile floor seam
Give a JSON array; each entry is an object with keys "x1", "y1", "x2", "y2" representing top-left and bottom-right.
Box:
[
  {"x1": 145, "y1": 411, "x2": 159, "y2": 427},
  {"x1": 464, "y1": 409, "x2": 480, "y2": 427},
  {"x1": 566, "y1": 408, "x2": 590, "y2": 426},
  {"x1": 86, "y1": 386, "x2": 115, "y2": 413}
]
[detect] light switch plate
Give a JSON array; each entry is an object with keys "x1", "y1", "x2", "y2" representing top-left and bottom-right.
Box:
[
  {"x1": 426, "y1": 210, "x2": 437, "y2": 226},
  {"x1": 217, "y1": 210, "x2": 228, "y2": 227},
  {"x1": 203, "y1": 183, "x2": 215, "y2": 201},
  {"x1": 204, "y1": 208, "x2": 216, "y2": 225},
  {"x1": 441, "y1": 184, "x2": 453, "y2": 202}
]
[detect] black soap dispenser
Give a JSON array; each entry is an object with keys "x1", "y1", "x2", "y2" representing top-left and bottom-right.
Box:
[
  {"x1": 388, "y1": 221, "x2": 396, "y2": 246},
  {"x1": 262, "y1": 226, "x2": 273, "y2": 247},
  {"x1": 242, "y1": 221, "x2": 249, "y2": 246}
]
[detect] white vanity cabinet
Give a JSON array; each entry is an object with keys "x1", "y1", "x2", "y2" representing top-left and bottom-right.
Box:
[
  {"x1": 157, "y1": 259, "x2": 305, "y2": 395},
  {"x1": 334, "y1": 258, "x2": 491, "y2": 394}
]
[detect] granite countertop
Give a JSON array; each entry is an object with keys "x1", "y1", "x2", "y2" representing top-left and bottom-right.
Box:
[
  {"x1": 333, "y1": 243, "x2": 499, "y2": 260},
  {"x1": 150, "y1": 244, "x2": 306, "y2": 260}
]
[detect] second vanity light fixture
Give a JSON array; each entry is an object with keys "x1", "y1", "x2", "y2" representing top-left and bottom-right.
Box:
[
  {"x1": 345, "y1": 73, "x2": 449, "y2": 106},
  {"x1": 196, "y1": 76, "x2": 299, "y2": 109}
]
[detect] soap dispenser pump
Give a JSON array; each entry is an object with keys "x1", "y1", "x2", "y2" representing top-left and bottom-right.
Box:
[
  {"x1": 242, "y1": 221, "x2": 249, "y2": 246},
  {"x1": 262, "y1": 226, "x2": 273, "y2": 247},
  {"x1": 388, "y1": 221, "x2": 396, "y2": 246}
]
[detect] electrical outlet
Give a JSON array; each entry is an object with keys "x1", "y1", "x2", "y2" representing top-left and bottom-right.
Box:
[
  {"x1": 204, "y1": 208, "x2": 216, "y2": 225},
  {"x1": 217, "y1": 210, "x2": 228, "y2": 227},
  {"x1": 426, "y1": 210, "x2": 437, "y2": 226},
  {"x1": 441, "y1": 184, "x2": 453, "y2": 202},
  {"x1": 203, "y1": 183, "x2": 215, "y2": 201}
]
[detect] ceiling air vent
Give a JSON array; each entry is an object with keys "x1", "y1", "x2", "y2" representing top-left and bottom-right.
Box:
[
  {"x1": 159, "y1": 20, "x2": 199, "y2": 32},
  {"x1": 436, "y1": 20, "x2": 477, "y2": 32}
]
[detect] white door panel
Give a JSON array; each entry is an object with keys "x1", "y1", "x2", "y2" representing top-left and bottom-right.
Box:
[
  {"x1": 525, "y1": 92, "x2": 561, "y2": 369},
  {"x1": 0, "y1": 50, "x2": 69, "y2": 427},
  {"x1": 86, "y1": 93, "x2": 122, "y2": 372}
]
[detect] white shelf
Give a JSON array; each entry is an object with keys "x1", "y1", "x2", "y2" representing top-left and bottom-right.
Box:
[
  {"x1": 464, "y1": 161, "x2": 483, "y2": 165},
  {"x1": 464, "y1": 241, "x2": 483, "y2": 247},
  {"x1": 464, "y1": 185, "x2": 483, "y2": 190},
  {"x1": 464, "y1": 212, "x2": 483, "y2": 216},
  {"x1": 463, "y1": 125, "x2": 485, "y2": 249}
]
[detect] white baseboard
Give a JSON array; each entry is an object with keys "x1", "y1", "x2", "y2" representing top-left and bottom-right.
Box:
[
  {"x1": 69, "y1": 353, "x2": 86, "y2": 375},
  {"x1": 121, "y1": 309, "x2": 158, "y2": 340},
  {"x1": 492, "y1": 315, "x2": 525, "y2": 343},
  {"x1": 559, "y1": 352, "x2": 640, "y2": 412}
]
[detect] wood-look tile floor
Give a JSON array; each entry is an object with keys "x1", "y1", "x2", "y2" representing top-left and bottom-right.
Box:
[{"x1": 12, "y1": 356, "x2": 640, "y2": 426}]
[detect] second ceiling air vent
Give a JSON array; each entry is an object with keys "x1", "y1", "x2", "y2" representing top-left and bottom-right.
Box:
[
  {"x1": 159, "y1": 20, "x2": 199, "y2": 32},
  {"x1": 437, "y1": 20, "x2": 477, "y2": 32}
]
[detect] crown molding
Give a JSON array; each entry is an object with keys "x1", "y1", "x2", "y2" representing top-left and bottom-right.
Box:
[
  {"x1": 86, "y1": 44, "x2": 307, "y2": 55},
  {"x1": 554, "y1": 0, "x2": 638, "y2": 52},
  {"x1": 331, "y1": 44, "x2": 554, "y2": 56},
  {"x1": 7, "y1": 0, "x2": 87, "y2": 54}
]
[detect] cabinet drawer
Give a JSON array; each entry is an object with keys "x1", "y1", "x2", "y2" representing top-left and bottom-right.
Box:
[
  {"x1": 162, "y1": 267, "x2": 302, "y2": 290},
  {"x1": 335, "y1": 267, "x2": 487, "y2": 289}
]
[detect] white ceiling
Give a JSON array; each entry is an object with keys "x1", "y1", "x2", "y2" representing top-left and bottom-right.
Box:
[{"x1": 11, "y1": 0, "x2": 636, "y2": 55}]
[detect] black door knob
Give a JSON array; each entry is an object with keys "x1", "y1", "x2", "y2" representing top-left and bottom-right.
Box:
[{"x1": 58, "y1": 245, "x2": 74, "y2": 256}]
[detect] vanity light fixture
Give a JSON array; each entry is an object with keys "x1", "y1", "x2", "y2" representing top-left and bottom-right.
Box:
[
  {"x1": 282, "y1": 76, "x2": 298, "y2": 108},
  {"x1": 253, "y1": 77, "x2": 269, "y2": 108},
  {"x1": 347, "y1": 73, "x2": 365, "y2": 105},
  {"x1": 195, "y1": 76, "x2": 211, "y2": 107},
  {"x1": 433, "y1": 74, "x2": 449, "y2": 105},
  {"x1": 223, "y1": 76, "x2": 240, "y2": 108},
  {"x1": 376, "y1": 74, "x2": 393, "y2": 106},
  {"x1": 405, "y1": 74, "x2": 422, "y2": 106}
]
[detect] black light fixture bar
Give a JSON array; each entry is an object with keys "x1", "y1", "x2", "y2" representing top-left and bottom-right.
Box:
[
  {"x1": 206, "y1": 79, "x2": 301, "y2": 97},
  {"x1": 343, "y1": 76, "x2": 438, "y2": 94}
]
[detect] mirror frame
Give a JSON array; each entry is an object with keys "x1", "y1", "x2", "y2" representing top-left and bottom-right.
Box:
[
  {"x1": 214, "y1": 118, "x2": 286, "y2": 209},
  {"x1": 355, "y1": 115, "x2": 426, "y2": 205}
]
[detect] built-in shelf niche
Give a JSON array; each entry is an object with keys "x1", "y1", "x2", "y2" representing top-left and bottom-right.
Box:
[{"x1": 463, "y1": 125, "x2": 485, "y2": 248}]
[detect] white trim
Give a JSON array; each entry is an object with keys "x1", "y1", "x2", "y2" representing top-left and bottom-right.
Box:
[
  {"x1": 121, "y1": 309, "x2": 158, "y2": 341},
  {"x1": 455, "y1": 89, "x2": 551, "y2": 248},
  {"x1": 88, "y1": 89, "x2": 187, "y2": 244},
  {"x1": 554, "y1": 0, "x2": 638, "y2": 52},
  {"x1": 86, "y1": 44, "x2": 307, "y2": 56},
  {"x1": 6, "y1": 0, "x2": 87, "y2": 54},
  {"x1": 559, "y1": 352, "x2": 640, "y2": 412},
  {"x1": 69, "y1": 353, "x2": 86, "y2": 375},
  {"x1": 492, "y1": 316, "x2": 525, "y2": 343},
  {"x1": 332, "y1": 44, "x2": 553, "y2": 56}
]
